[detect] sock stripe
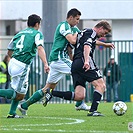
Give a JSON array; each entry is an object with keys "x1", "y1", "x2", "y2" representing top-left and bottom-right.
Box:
[
  {"x1": 71, "y1": 92, "x2": 75, "y2": 100},
  {"x1": 12, "y1": 90, "x2": 16, "y2": 99},
  {"x1": 94, "y1": 90, "x2": 102, "y2": 96}
]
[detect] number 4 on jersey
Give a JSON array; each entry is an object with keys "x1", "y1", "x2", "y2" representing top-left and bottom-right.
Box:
[{"x1": 16, "y1": 35, "x2": 25, "y2": 51}]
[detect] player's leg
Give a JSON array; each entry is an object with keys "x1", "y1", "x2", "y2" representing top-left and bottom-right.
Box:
[
  {"x1": 7, "y1": 58, "x2": 30, "y2": 118},
  {"x1": 52, "y1": 90, "x2": 74, "y2": 100},
  {"x1": 19, "y1": 82, "x2": 57, "y2": 112},
  {"x1": 49, "y1": 85, "x2": 87, "y2": 103},
  {"x1": 71, "y1": 58, "x2": 90, "y2": 111},
  {"x1": 18, "y1": 62, "x2": 59, "y2": 114},
  {"x1": 43, "y1": 59, "x2": 90, "y2": 110},
  {"x1": 87, "y1": 78, "x2": 106, "y2": 116},
  {"x1": 7, "y1": 91, "x2": 26, "y2": 118},
  {"x1": 74, "y1": 85, "x2": 90, "y2": 111},
  {"x1": 50, "y1": 69, "x2": 90, "y2": 110},
  {"x1": 51, "y1": 90, "x2": 90, "y2": 111},
  {"x1": 0, "y1": 88, "x2": 24, "y2": 118},
  {"x1": 0, "y1": 59, "x2": 17, "y2": 99},
  {"x1": 0, "y1": 85, "x2": 23, "y2": 118},
  {"x1": 0, "y1": 88, "x2": 15, "y2": 99},
  {"x1": 42, "y1": 89, "x2": 90, "y2": 110},
  {"x1": 18, "y1": 89, "x2": 45, "y2": 111},
  {"x1": 42, "y1": 60, "x2": 72, "y2": 106},
  {"x1": 72, "y1": 72, "x2": 90, "y2": 111}
]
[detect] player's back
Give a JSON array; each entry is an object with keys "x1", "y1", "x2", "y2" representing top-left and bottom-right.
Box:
[{"x1": 12, "y1": 28, "x2": 42, "y2": 64}]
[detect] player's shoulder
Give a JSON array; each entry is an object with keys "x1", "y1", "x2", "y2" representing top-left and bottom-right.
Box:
[
  {"x1": 56, "y1": 21, "x2": 69, "y2": 34},
  {"x1": 82, "y1": 28, "x2": 93, "y2": 33},
  {"x1": 36, "y1": 30, "x2": 43, "y2": 35},
  {"x1": 72, "y1": 25, "x2": 80, "y2": 32},
  {"x1": 31, "y1": 29, "x2": 43, "y2": 38},
  {"x1": 59, "y1": 21, "x2": 73, "y2": 28},
  {"x1": 82, "y1": 28, "x2": 96, "y2": 38},
  {"x1": 57, "y1": 21, "x2": 66, "y2": 27}
]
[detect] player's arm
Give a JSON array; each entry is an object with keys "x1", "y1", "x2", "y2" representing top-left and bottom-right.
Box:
[
  {"x1": 7, "y1": 38, "x2": 14, "y2": 57},
  {"x1": 60, "y1": 23, "x2": 78, "y2": 45},
  {"x1": 96, "y1": 40, "x2": 115, "y2": 49},
  {"x1": 65, "y1": 33, "x2": 77, "y2": 45},
  {"x1": 7, "y1": 50, "x2": 13, "y2": 58},
  {"x1": 37, "y1": 46, "x2": 49, "y2": 73},
  {"x1": 67, "y1": 45, "x2": 73, "y2": 61},
  {"x1": 67, "y1": 42, "x2": 75, "y2": 61},
  {"x1": 35, "y1": 33, "x2": 49, "y2": 73},
  {"x1": 83, "y1": 45, "x2": 91, "y2": 71}
]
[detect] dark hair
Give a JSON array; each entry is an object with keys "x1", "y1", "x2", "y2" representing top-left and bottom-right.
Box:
[
  {"x1": 95, "y1": 20, "x2": 111, "y2": 32},
  {"x1": 27, "y1": 14, "x2": 41, "y2": 27},
  {"x1": 67, "y1": 8, "x2": 81, "y2": 18}
]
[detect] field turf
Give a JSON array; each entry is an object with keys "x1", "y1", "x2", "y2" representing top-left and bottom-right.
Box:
[{"x1": 0, "y1": 102, "x2": 133, "y2": 133}]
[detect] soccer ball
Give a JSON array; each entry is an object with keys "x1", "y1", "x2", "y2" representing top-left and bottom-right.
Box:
[{"x1": 112, "y1": 101, "x2": 127, "y2": 116}]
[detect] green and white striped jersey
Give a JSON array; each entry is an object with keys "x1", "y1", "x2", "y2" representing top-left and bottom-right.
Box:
[
  {"x1": 8, "y1": 27, "x2": 44, "y2": 64},
  {"x1": 49, "y1": 21, "x2": 80, "y2": 62}
]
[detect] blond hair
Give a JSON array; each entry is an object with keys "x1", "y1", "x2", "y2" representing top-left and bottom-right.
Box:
[{"x1": 95, "y1": 20, "x2": 111, "y2": 32}]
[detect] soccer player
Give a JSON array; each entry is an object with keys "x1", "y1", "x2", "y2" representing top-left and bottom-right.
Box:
[
  {"x1": 44, "y1": 20, "x2": 115, "y2": 116},
  {"x1": 18, "y1": 8, "x2": 90, "y2": 115},
  {"x1": 0, "y1": 14, "x2": 49, "y2": 118}
]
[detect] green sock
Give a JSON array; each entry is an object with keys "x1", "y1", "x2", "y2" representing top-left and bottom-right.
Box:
[
  {"x1": 0, "y1": 89, "x2": 15, "y2": 99},
  {"x1": 22, "y1": 89, "x2": 44, "y2": 110},
  {"x1": 9, "y1": 99, "x2": 19, "y2": 115},
  {"x1": 75, "y1": 101, "x2": 83, "y2": 107}
]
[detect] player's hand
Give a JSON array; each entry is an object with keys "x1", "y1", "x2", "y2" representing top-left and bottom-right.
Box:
[
  {"x1": 44, "y1": 64, "x2": 50, "y2": 73},
  {"x1": 106, "y1": 43, "x2": 115, "y2": 49},
  {"x1": 83, "y1": 62, "x2": 90, "y2": 72}
]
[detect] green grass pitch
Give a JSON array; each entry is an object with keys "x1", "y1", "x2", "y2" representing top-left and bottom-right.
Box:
[{"x1": 0, "y1": 102, "x2": 133, "y2": 133}]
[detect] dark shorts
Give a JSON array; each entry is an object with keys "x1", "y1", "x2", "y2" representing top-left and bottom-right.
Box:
[{"x1": 71, "y1": 58, "x2": 102, "y2": 89}]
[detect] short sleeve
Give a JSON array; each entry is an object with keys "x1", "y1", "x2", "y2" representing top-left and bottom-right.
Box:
[
  {"x1": 7, "y1": 38, "x2": 14, "y2": 50},
  {"x1": 35, "y1": 32, "x2": 44, "y2": 47},
  {"x1": 84, "y1": 38, "x2": 93, "y2": 47},
  {"x1": 59, "y1": 23, "x2": 71, "y2": 37}
]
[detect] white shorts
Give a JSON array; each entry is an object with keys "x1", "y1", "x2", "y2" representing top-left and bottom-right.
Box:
[
  {"x1": 8, "y1": 58, "x2": 30, "y2": 94},
  {"x1": 46, "y1": 59, "x2": 72, "y2": 83}
]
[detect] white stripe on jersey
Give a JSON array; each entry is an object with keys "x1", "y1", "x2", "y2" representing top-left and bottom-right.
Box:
[
  {"x1": 60, "y1": 23, "x2": 71, "y2": 36},
  {"x1": 35, "y1": 33, "x2": 44, "y2": 46},
  {"x1": 91, "y1": 30, "x2": 96, "y2": 38},
  {"x1": 89, "y1": 56, "x2": 96, "y2": 70},
  {"x1": 8, "y1": 38, "x2": 14, "y2": 49}
]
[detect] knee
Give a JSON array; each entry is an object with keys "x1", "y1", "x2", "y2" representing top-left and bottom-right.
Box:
[
  {"x1": 74, "y1": 86, "x2": 86, "y2": 101},
  {"x1": 15, "y1": 93, "x2": 25, "y2": 101},
  {"x1": 95, "y1": 83, "x2": 106, "y2": 93},
  {"x1": 74, "y1": 92, "x2": 85, "y2": 101},
  {"x1": 75, "y1": 96, "x2": 85, "y2": 101},
  {"x1": 78, "y1": 95, "x2": 85, "y2": 101},
  {"x1": 102, "y1": 83, "x2": 106, "y2": 92}
]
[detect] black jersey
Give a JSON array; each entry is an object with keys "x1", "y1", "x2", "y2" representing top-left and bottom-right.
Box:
[
  {"x1": 73, "y1": 28, "x2": 97, "y2": 60},
  {"x1": 71, "y1": 29, "x2": 102, "y2": 88}
]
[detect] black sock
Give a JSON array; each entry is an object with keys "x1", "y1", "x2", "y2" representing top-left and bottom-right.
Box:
[
  {"x1": 52, "y1": 91, "x2": 74, "y2": 100},
  {"x1": 90, "y1": 91, "x2": 102, "y2": 112}
]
